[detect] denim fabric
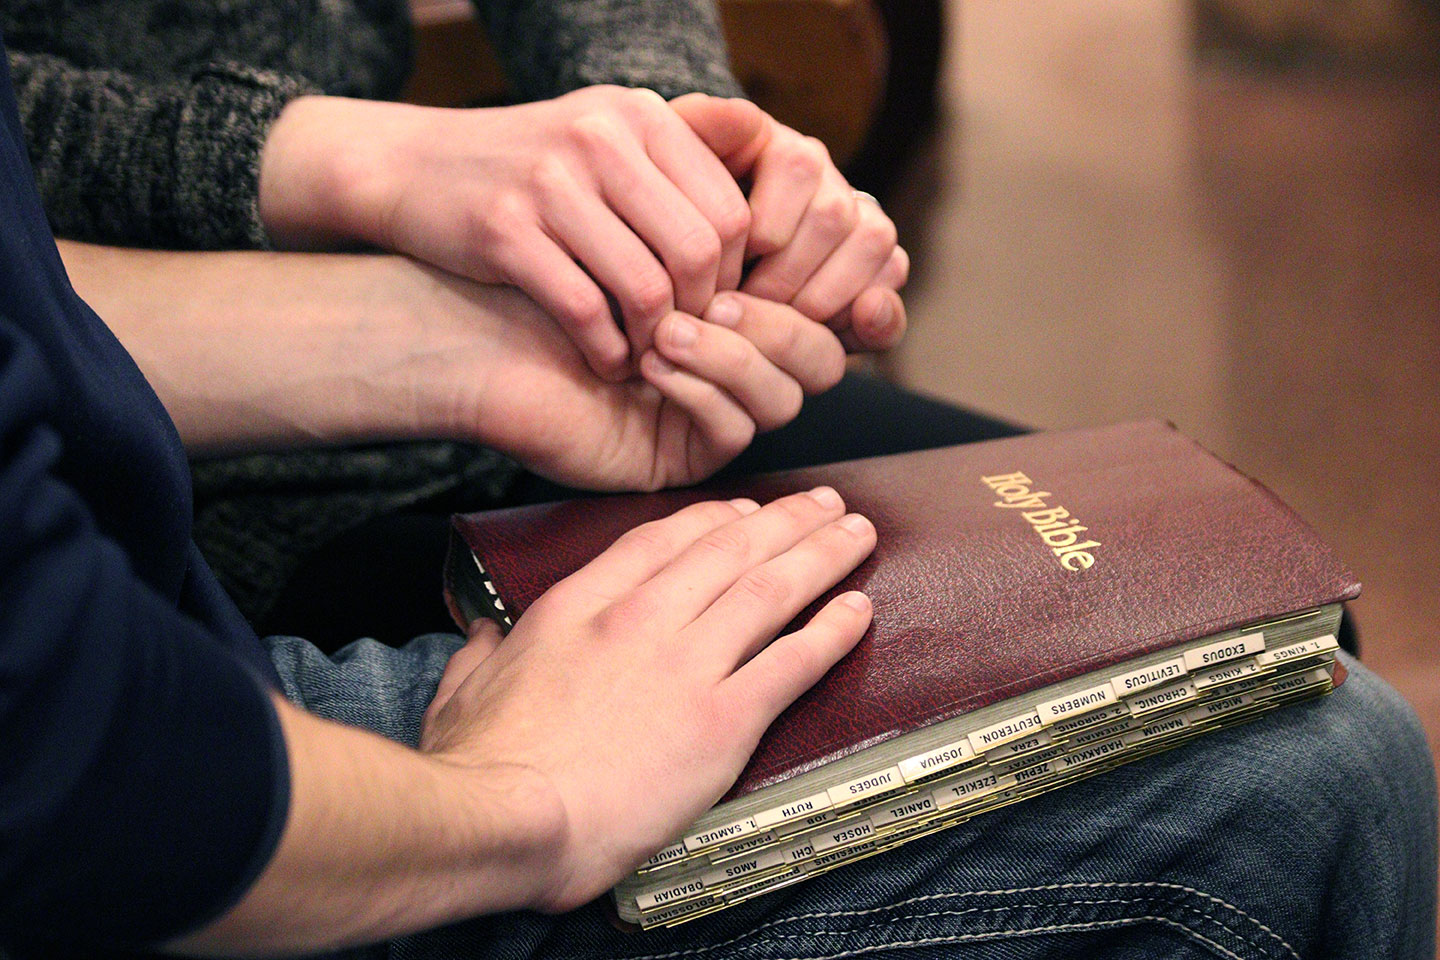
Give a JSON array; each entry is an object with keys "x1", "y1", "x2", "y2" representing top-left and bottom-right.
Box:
[{"x1": 267, "y1": 637, "x2": 1437, "y2": 960}]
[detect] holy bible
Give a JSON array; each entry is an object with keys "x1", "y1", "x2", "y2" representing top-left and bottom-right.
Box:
[{"x1": 444, "y1": 420, "x2": 1358, "y2": 929}]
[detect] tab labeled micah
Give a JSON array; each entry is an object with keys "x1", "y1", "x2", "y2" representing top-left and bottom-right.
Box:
[
  {"x1": 1183, "y1": 633, "x2": 1265, "y2": 672},
  {"x1": 754, "y1": 792, "x2": 833, "y2": 830},
  {"x1": 1037, "y1": 683, "x2": 1118, "y2": 724},
  {"x1": 1111, "y1": 657, "x2": 1187, "y2": 697},
  {"x1": 899, "y1": 739, "x2": 975, "y2": 782},
  {"x1": 826, "y1": 766, "x2": 904, "y2": 807},
  {"x1": 683, "y1": 816, "x2": 759, "y2": 853},
  {"x1": 967, "y1": 710, "x2": 1044, "y2": 753}
]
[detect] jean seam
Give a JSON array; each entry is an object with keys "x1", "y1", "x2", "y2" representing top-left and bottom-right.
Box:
[
  {"x1": 729, "y1": 917, "x2": 1249, "y2": 960},
  {"x1": 618, "y1": 882, "x2": 1299, "y2": 960},
  {"x1": 736, "y1": 899, "x2": 1283, "y2": 959}
]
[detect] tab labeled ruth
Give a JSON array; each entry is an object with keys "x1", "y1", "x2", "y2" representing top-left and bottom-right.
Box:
[{"x1": 754, "y1": 792, "x2": 833, "y2": 830}]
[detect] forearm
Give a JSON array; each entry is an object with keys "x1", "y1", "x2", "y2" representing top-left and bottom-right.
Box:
[
  {"x1": 58, "y1": 241, "x2": 497, "y2": 455},
  {"x1": 170, "y1": 696, "x2": 565, "y2": 956}
]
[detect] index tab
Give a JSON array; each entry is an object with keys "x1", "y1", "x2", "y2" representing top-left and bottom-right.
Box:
[
  {"x1": 636, "y1": 876, "x2": 708, "y2": 911},
  {"x1": 899, "y1": 739, "x2": 975, "y2": 783},
  {"x1": 641, "y1": 841, "x2": 689, "y2": 870},
  {"x1": 753, "y1": 792, "x2": 833, "y2": 829},
  {"x1": 809, "y1": 817, "x2": 877, "y2": 853},
  {"x1": 683, "y1": 816, "x2": 759, "y2": 853},
  {"x1": 1037, "y1": 682, "x2": 1118, "y2": 725},
  {"x1": 1183, "y1": 632, "x2": 1265, "y2": 672},
  {"x1": 826, "y1": 766, "x2": 905, "y2": 807},
  {"x1": 1257, "y1": 635, "x2": 1339, "y2": 667},
  {"x1": 1194, "y1": 657, "x2": 1263, "y2": 690},
  {"x1": 1111, "y1": 657, "x2": 1187, "y2": 697},
  {"x1": 967, "y1": 710, "x2": 1044, "y2": 753}
]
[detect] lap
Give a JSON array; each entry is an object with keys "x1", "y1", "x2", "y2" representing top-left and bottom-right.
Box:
[{"x1": 271, "y1": 644, "x2": 1436, "y2": 960}]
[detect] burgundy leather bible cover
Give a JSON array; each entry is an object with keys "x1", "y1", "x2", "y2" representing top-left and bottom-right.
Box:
[{"x1": 447, "y1": 420, "x2": 1358, "y2": 801}]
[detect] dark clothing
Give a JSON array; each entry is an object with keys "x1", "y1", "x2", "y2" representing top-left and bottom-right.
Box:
[{"x1": 0, "y1": 52, "x2": 286, "y2": 951}]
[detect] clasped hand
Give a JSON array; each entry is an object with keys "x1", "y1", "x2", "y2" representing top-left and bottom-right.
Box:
[{"x1": 259, "y1": 87, "x2": 908, "y2": 379}]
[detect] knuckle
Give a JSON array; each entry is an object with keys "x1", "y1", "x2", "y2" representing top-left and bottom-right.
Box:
[
  {"x1": 811, "y1": 193, "x2": 858, "y2": 238},
  {"x1": 768, "y1": 638, "x2": 814, "y2": 685},
  {"x1": 626, "y1": 266, "x2": 674, "y2": 319},
  {"x1": 858, "y1": 215, "x2": 898, "y2": 259},
  {"x1": 569, "y1": 112, "x2": 624, "y2": 156},
  {"x1": 714, "y1": 199, "x2": 752, "y2": 245},
  {"x1": 782, "y1": 141, "x2": 826, "y2": 181},
  {"x1": 734, "y1": 567, "x2": 792, "y2": 609},
  {"x1": 593, "y1": 592, "x2": 661, "y2": 636},
  {"x1": 555, "y1": 279, "x2": 610, "y2": 329},
  {"x1": 695, "y1": 523, "x2": 753, "y2": 562},
  {"x1": 618, "y1": 520, "x2": 674, "y2": 558},
  {"x1": 672, "y1": 226, "x2": 722, "y2": 278}
]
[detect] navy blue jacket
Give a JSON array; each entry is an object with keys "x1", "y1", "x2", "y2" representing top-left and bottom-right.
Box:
[{"x1": 0, "y1": 46, "x2": 288, "y2": 952}]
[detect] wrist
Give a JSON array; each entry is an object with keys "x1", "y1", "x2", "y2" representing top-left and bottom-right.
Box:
[{"x1": 258, "y1": 96, "x2": 407, "y2": 251}]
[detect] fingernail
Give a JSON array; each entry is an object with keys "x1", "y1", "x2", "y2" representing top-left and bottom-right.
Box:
[
  {"x1": 666, "y1": 315, "x2": 698, "y2": 349},
  {"x1": 871, "y1": 296, "x2": 893, "y2": 331},
  {"x1": 808, "y1": 485, "x2": 842, "y2": 509},
  {"x1": 706, "y1": 296, "x2": 742, "y2": 328},
  {"x1": 729, "y1": 497, "x2": 761, "y2": 515},
  {"x1": 839, "y1": 513, "x2": 872, "y2": 535},
  {"x1": 840, "y1": 591, "x2": 871, "y2": 612}
]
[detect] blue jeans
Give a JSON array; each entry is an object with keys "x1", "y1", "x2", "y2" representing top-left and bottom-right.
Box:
[{"x1": 268, "y1": 638, "x2": 1437, "y2": 960}]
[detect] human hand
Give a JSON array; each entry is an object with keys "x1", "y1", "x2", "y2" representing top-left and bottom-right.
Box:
[
  {"x1": 670, "y1": 94, "x2": 909, "y2": 353},
  {"x1": 419, "y1": 489, "x2": 877, "y2": 911},
  {"x1": 411, "y1": 268, "x2": 845, "y2": 490},
  {"x1": 258, "y1": 89, "x2": 761, "y2": 379}
]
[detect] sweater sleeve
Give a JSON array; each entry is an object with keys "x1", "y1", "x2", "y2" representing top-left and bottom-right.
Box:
[
  {"x1": 0, "y1": 314, "x2": 291, "y2": 951},
  {"x1": 472, "y1": 0, "x2": 744, "y2": 101},
  {"x1": 8, "y1": 49, "x2": 317, "y2": 250}
]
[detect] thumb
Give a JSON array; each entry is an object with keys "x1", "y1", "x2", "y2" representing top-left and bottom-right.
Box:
[
  {"x1": 670, "y1": 93, "x2": 771, "y2": 178},
  {"x1": 427, "y1": 619, "x2": 504, "y2": 719}
]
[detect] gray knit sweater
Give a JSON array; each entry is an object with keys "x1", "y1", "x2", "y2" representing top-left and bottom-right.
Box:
[
  {"x1": 3, "y1": 0, "x2": 742, "y2": 625},
  {"x1": 3, "y1": 0, "x2": 741, "y2": 248}
]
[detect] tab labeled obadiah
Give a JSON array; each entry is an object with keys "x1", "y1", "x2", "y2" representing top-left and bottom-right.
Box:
[
  {"x1": 753, "y1": 792, "x2": 833, "y2": 830},
  {"x1": 1183, "y1": 632, "x2": 1265, "y2": 672},
  {"x1": 899, "y1": 739, "x2": 975, "y2": 782},
  {"x1": 636, "y1": 876, "x2": 709, "y2": 911}
]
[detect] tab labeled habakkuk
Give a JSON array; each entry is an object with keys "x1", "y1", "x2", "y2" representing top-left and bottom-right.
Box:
[{"x1": 1183, "y1": 633, "x2": 1265, "y2": 672}]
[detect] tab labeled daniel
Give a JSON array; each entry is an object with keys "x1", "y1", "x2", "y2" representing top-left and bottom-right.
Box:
[
  {"x1": 1183, "y1": 633, "x2": 1265, "y2": 672},
  {"x1": 869, "y1": 791, "x2": 938, "y2": 828}
]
